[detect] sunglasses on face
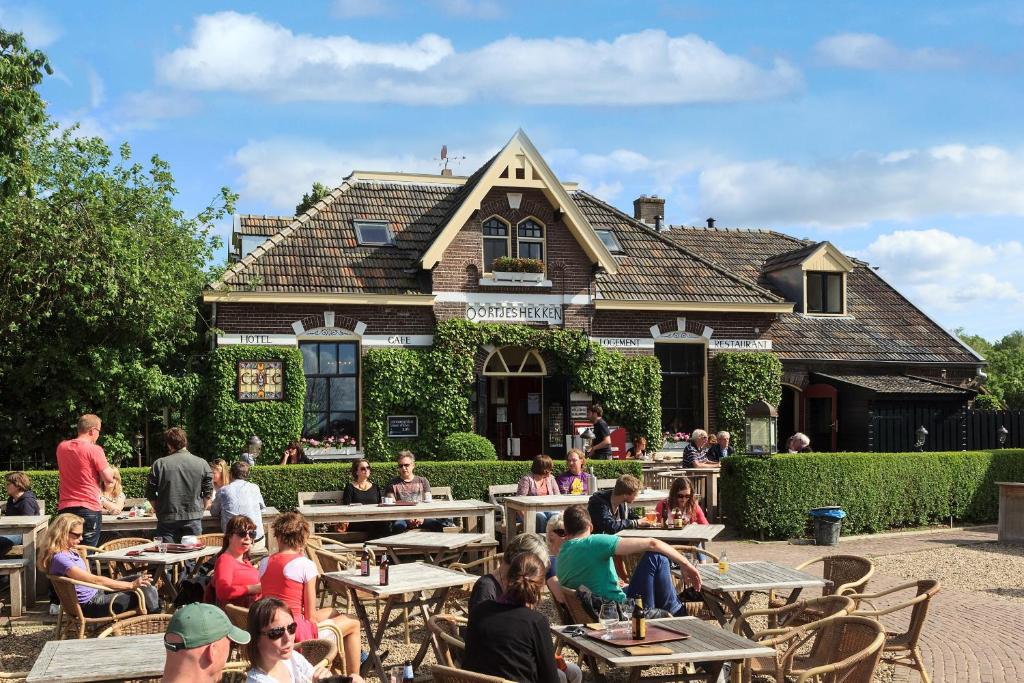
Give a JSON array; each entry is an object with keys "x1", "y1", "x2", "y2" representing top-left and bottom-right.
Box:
[
  {"x1": 234, "y1": 529, "x2": 258, "y2": 539},
  {"x1": 263, "y1": 622, "x2": 298, "y2": 640},
  {"x1": 69, "y1": 530, "x2": 83, "y2": 539},
  {"x1": 398, "y1": 463, "x2": 413, "y2": 469},
  {"x1": 358, "y1": 466, "x2": 371, "y2": 471},
  {"x1": 552, "y1": 528, "x2": 567, "y2": 537}
]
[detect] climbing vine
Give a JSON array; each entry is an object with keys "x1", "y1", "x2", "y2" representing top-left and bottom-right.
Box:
[{"x1": 713, "y1": 351, "x2": 783, "y2": 454}]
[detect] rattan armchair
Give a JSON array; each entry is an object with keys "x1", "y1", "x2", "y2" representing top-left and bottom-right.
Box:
[
  {"x1": 430, "y1": 664, "x2": 515, "y2": 682},
  {"x1": 295, "y1": 637, "x2": 337, "y2": 671},
  {"x1": 768, "y1": 554, "x2": 874, "y2": 624},
  {"x1": 851, "y1": 579, "x2": 941, "y2": 683},
  {"x1": 96, "y1": 538, "x2": 153, "y2": 578},
  {"x1": 450, "y1": 552, "x2": 503, "y2": 576},
  {"x1": 427, "y1": 614, "x2": 468, "y2": 667},
  {"x1": 50, "y1": 574, "x2": 148, "y2": 639},
  {"x1": 736, "y1": 595, "x2": 856, "y2": 638},
  {"x1": 97, "y1": 613, "x2": 173, "y2": 637}
]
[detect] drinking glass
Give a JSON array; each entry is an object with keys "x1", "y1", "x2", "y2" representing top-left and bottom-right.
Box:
[
  {"x1": 153, "y1": 537, "x2": 167, "y2": 554},
  {"x1": 599, "y1": 601, "x2": 618, "y2": 640},
  {"x1": 619, "y1": 598, "x2": 635, "y2": 636},
  {"x1": 389, "y1": 666, "x2": 405, "y2": 683}
]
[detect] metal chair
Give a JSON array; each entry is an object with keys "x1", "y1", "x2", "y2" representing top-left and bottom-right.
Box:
[
  {"x1": 851, "y1": 579, "x2": 941, "y2": 683},
  {"x1": 97, "y1": 613, "x2": 173, "y2": 637},
  {"x1": 430, "y1": 664, "x2": 515, "y2": 682}
]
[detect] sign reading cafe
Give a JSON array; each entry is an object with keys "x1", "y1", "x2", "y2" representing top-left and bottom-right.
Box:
[
  {"x1": 237, "y1": 360, "x2": 285, "y2": 401},
  {"x1": 465, "y1": 301, "x2": 562, "y2": 325}
]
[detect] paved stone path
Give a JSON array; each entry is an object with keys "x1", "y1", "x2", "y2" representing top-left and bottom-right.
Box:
[{"x1": 712, "y1": 525, "x2": 1023, "y2": 682}]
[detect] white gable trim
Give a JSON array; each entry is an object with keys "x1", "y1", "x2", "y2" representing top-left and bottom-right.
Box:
[{"x1": 420, "y1": 129, "x2": 618, "y2": 275}]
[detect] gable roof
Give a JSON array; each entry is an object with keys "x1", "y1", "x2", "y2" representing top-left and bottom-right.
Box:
[
  {"x1": 418, "y1": 129, "x2": 618, "y2": 274},
  {"x1": 763, "y1": 241, "x2": 854, "y2": 273}
]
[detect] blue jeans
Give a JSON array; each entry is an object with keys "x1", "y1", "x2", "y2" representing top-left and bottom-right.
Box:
[
  {"x1": 155, "y1": 519, "x2": 203, "y2": 543},
  {"x1": 625, "y1": 552, "x2": 685, "y2": 616},
  {"x1": 534, "y1": 511, "x2": 559, "y2": 533},
  {"x1": 0, "y1": 534, "x2": 20, "y2": 557},
  {"x1": 58, "y1": 507, "x2": 103, "y2": 548},
  {"x1": 391, "y1": 518, "x2": 450, "y2": 533}
]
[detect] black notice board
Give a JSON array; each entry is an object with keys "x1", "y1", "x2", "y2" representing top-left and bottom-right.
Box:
[{"x1": 387, "y1": 415, "x2": 419, "y2": 438}]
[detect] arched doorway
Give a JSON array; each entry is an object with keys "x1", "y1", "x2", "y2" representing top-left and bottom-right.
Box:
[{"x1": 482, "y1": 346, "x2": 547, "y2": 458}]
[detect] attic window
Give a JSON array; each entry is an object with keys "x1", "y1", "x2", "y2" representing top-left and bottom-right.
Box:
[
  {"x1": 354, "y1": 220, "x2": 393, "y2": 246},
  {"x1": 807, "y1": 272, "x2": 844, "y2": 314},
  {"x1": 596, "y1": 229, "x2": 624, "y2": 254}
]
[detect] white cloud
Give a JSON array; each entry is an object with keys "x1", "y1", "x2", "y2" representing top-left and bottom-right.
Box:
[
  {"x1": 331, "y1": 0, "x2": 398, "y2": 18},
  {"x1": 697, "y1": 144, "x2": 1024, "y2": 228},
  {"x1": 157, "y1": 13, "x2": 802, "y2": 105},
  {"x1": 0, "y1": 4, "x2": 61, "y2": 47},
  {"x1": 86, "y1": 67, "x2": 105, "y2": 109},
  {"x1": 53, "y1": 114, "x2": 111, "y2": 141},
  {"x1": 433, "y1": 0, "x2": 503, "y2": 19},
  {"x1": 861, "y1": 230, "x2": 1024, "y2": 323},
  {"x1": 814, "y1": 33, "x2": 961, "y2": 70},
  {"x1": 111, "y1": 90, "x2": 201, "y2": 132}
]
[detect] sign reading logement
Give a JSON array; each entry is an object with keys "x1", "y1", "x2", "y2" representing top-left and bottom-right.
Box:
[
  {"x1": 709, "y1": 339, "x2": 773, "y2": 351},
  {"x1": 237, "y1": 360, "x2": 285, "y2": 401},
  {"x1": 387, "y1": 415, "x2": 419, "y2": 438},
  {"x1": 594, "y1": 337, "x2": 655, "y2": 349},
  {"x1": 465, "y1": 301, "x2": 562, "y2": 325}
]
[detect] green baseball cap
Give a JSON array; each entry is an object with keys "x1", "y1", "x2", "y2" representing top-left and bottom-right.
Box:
[{"x1": 165, "y1": 603, "x2": 250, "y2": 649}]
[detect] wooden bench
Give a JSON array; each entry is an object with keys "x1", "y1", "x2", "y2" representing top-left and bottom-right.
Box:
[
  {"x1": 0, "y1": 557, "x2": 27, "y2": 617},
  {"x1": 298, "y1": 490, "x2": 345, "y2": 506}
]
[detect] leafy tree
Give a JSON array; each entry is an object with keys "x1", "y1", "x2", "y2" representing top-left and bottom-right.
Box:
[
  {"x1": 0, "y1": 32, "x2": 236, "y2": 463},
  {"x1": 957, "y1": 329, "x2": 1024, "y2": 410},
  {"x1": 295, "y1": 181, "x2": 331, "y2": 215},
  {"x1": 0, "y1": 29, "x2": 52, "y2": 197}
]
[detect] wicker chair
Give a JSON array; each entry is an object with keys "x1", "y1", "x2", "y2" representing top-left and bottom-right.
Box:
[
  {"x1": 428, "y1": 614, "x2": 468, "y2": 667},
  {"x1": 450, "y1": 552, "x2": 503, "y2": 576},
  {"x1": 0, "y1": 673, "x2": 30, "y2": 682},
  {"x1": 295, "y1": 637, "x2": 337, "y2": 671},
  {"x1": 431, "y1": 664, "x2": 515, "y2": 683},
  {"x1": 746, "y1": 613, "x2": 884, "y2": 683},
  {"x1": 50, "y1": 574, "x2": 148, "y2": 639},
  {"x1": 96, "y1": 537, "x2": 154, "y2": 578},
  {"x1": 768, "y1": 554, "x2": 874, "y2": 623},
  {"x1": 97, "y1": 613, "x2": 173, "y2": 637},
  {"x1": 196, "y1": 533, "x2": 225, "y2": 548},
  {"x1": 851, "y1": 579, "x2": 941, "y2": 683},
  {"x1": 224, "y1": 603, "x2": 250, "y2": 630}
]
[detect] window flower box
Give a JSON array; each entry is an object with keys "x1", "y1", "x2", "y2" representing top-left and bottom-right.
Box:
[{"x1": 490, "y1": 256, "x2": 545, "y2": 284}]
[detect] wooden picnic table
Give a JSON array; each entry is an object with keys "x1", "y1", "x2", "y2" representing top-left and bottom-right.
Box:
[
  {"x1": 552, "y1": 616, "x2": 775, "y2": 683},
  {"x1": 297, "y1": 499, "x2": 495, "y2": 540},
  {"x1": 503, "y1": 491, "x2": 669, "y2": 535},
  {"x1": 690, "y1": 560, "x2": 829, "y2": 637},
  {"x1": 27, "y1": 632, "x2": 165, "y2": 682},
  {"x1": 101, "y1": 507, "x2": 281, "y2": 550},
  {"x1": 0, "y1": 514, "x2": 49, "y2": 601},
  {"x1": 324, "y1": 562, "x2": 478, "y2": 683},
  {"x1": 91, "y1": 542, "x2": 219, "y2": 603},
  {"x1": 617, "y1": 524, "x2": 725, "y2": 545},
  {"x1": 372, "y1": 530, "x2": 487, "y2": 565}
]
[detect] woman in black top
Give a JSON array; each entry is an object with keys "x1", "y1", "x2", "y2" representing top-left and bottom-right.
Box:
[
  {"x1": 465, "y1": 552, "x2": 574, "y2": 683},
  {"x1": 468, "y1": 532, "x2": 549, "y2": 613},
  {"x1": 1, "y1": 471, "x2": 42, "y2": 557},
  {"x1": 341, "y1": 459, "x2": 387, "y2": 539}
]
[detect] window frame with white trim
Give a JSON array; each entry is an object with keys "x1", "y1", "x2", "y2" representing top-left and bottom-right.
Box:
[
  {"x1": 481, "y1": 215, "x2": 511, "y2": 274},
  {"x1": 516, "y1": 217, "x2": 545, "y2": 263}
]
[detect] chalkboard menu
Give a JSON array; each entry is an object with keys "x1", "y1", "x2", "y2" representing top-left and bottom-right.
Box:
[{"x1": 387, "y1": 415, "x2": 419, "y2": 438}]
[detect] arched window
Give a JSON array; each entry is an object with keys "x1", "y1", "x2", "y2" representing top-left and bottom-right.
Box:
[
  {"x1": 483, "y1": 346, "x2": 547, "y2": 376},
  {"x1": 517, "y1": 218, "x2": 544, "y2": 262},
  {"x1": 482, "y1": 216, "x2": 510, "y2": 273}
]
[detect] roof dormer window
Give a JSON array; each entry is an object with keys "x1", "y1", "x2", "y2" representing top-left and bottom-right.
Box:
[
  {"x1": 596, "y1": 229, "x2": 624, "y2": 254},
  {"x1": 354, "y1": 220, "x2": 394, "y2": 246},
  {"x1": 807, "y1": 272, "x2": 844, "y2": 314}
]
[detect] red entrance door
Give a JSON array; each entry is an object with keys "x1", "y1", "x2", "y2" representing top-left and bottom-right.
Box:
[{"x1": 507, "y1": 377, "x2": 542, "y2": 459}]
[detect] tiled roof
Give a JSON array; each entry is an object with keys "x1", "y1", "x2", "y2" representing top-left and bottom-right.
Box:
[
  {"x1": 573, "y1": 193, "x2": 785, "y2": 305},
  {"x1": 812, "y1": 372, "x2": 970, "y2": 395},
  {"x1": 762, "y1": 242, "x2": 825, "y2": 272},
  {"x1": 237, "y1": 215, "x2": 292, "y2": 237},
  {"x1": 662, "y1": 226, "x2": 981, "y2": 365}
]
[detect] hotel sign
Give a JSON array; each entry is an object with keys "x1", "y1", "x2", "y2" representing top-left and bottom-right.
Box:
[
  {"x1": 709, "y1": 339, "x2": 772, "y2": 351},
  {"x1": 465, "y1": 301, "x2": 562, "y2": 325}
]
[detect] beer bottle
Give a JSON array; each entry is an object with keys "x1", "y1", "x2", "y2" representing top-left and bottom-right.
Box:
[
  {"x1": 379, "y1": 553, "x2": 390, "y2": 586},
  {"x1": 673, "y1": 507, "x2": 683, "y2": 529},
  {"x1": 360, "y1": 545, "x2": 370, "y2": 577},
  {"x1": 632, "y1": 597, "x2": 646, "y2": 640}
]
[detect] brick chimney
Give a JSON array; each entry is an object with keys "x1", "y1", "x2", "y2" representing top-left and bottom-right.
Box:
[
  {"x1": 633, "y1": 195, "x2": 666, "y2": 226},
  {"x1": 440, "y1": 168, "x2": 453, "y2": 177}
]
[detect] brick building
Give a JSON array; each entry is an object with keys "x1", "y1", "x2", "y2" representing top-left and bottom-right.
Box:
[{"x1": 204, "y1": 130, "x2": 983, "y2": 456}]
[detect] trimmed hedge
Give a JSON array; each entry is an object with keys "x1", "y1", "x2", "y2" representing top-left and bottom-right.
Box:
[
  {"x1": 721, "y1": 450, "x2": 1024, "y2": 539},
  {"x1": 19, "y1": 459, "x2": 642, "y2": 514},
  {"x1": 440, "y1": 432, "x2": 497, "y2": 461}
]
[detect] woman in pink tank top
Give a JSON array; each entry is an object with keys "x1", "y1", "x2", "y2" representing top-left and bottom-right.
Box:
[{"x1": 259, "y1": 512, "x2": 364, "y2": 679}]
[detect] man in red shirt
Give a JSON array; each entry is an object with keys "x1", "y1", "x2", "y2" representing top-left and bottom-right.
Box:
[{"x1": 56, "y1": 414, "x2": 115, "y2": 548}]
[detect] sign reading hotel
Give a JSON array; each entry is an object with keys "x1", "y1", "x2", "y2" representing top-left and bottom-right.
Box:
[
  {"x1": 465, "y1": 301, "x2": 562, "y2": 325},
  {"x1": 709, "y1": 339, "x2": 772, "y2": 351}
]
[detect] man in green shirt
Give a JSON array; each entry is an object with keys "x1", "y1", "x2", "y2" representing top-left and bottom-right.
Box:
[{"x1": 557, "y1": 503, "x2": 701, "y2": 617}]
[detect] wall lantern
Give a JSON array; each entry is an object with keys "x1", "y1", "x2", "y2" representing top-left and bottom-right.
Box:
[
  {"x1": 133, "y1": 432, "x2": 145, "y2": 467},
  {"x1": 998, "y1": 425, "x2": 1009, "y2": 448},
  {"x1": 744, "y1": 399, "x2": 778, "y2": 456},
  {"x1": 914, "y1": 425, "x2": 929, "y2": 452},
  {"x1": 506, "y1": 192, "x2": 523, "y2": 211}
]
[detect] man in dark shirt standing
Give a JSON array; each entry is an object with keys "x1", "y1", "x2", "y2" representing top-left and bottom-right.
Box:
[
  {"x1": 146, "y1": 427, "x2": 213, "y2": 543},
  {"x1": 587, "y1": 404, "x2": 613, "y2": 460}
]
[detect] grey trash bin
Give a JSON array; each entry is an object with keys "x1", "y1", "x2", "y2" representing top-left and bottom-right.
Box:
[{"x1": 809, "y1": 507, "x2": 846, "y2": 546}]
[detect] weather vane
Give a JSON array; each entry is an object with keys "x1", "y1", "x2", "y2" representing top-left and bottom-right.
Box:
[{"x1": 436, "y1": 145, "x2": 466, "y2": 175}]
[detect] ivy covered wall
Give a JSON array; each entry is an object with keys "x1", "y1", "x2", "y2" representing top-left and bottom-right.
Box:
[
  {"x1": 713, "y1": 351, "x2": 783, "y2": 453},
  {"x1": 363, "y1": 320, "x2": 661, "y2": 459}
]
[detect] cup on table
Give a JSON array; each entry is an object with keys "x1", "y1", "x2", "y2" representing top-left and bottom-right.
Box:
[
  {"x1": 424, "y1": 491, "x2": 433, "y2": 503},
  {"x1": 383, "y1": 495, "x2": 395, "y2": 505},
  {"x1": 644, "y1": 511, "x2": 657, "y2": 524},
  {"x1": 153, "y1": 537, "x2": 167, "y2": 554}
]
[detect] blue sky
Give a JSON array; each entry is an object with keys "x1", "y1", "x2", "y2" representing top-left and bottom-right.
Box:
[{"x1": 6, "y1": 0, "x2": 1024, "y2": 340}]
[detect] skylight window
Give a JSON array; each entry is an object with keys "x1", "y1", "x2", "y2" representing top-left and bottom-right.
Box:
[
  {"x1": 596, "y1": 229, "x2": 624, "y2": 254},
  {"x1": 354, "y1": 220, "x2": 394, "y2": 246}
]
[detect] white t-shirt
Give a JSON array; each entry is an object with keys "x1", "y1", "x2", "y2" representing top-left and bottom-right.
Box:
[
  {"x1": 258, "y1": 554, "x2": 318, "y2": 584},
  {"x1": 246, "y1": 651, "x2": 314, "y2": 683}
]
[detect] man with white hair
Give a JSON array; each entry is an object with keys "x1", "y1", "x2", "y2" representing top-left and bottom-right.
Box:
[
  {"x1": 683, "y1": 429, "x2": 716, "y2": 468},
  {"x1": 787, "y1": 432, "x2": 813, "y2": 453},
  {"x1": 706, "y1": 431, "x2": 733, "y2": 461}
]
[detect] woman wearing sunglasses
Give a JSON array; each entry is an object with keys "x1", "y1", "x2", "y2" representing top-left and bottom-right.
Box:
[
  {"x1": 211, "y1": 515, "x2": 262, "y2": 608},
  {"x1": 340, "y1": 459, "x2": 386, "y2": 539},
  {"x1": 654, "y1": 477, "x2": 708, "y2": 526},
  {"x1": 246, "y1": 597, "x2": 340, "y2": 682},
  {"x1": 39, "y1": 512, "x2": 160, "y2": 616}
]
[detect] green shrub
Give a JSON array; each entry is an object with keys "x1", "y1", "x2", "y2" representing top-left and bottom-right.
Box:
[
  {"x1": 439, "y1": 432, "x2": 497, "y2": 461},
  {"x1": 19, "y1": 459, "x2": 641, "y2": 513},
  {"x1": 721, "y1": 449, "x2": 1024, "y2": 539},
  {"x1": 195, "y1": 346, "x2": 305, "y2": 464},
  {"x1": 491, "y1": 256, "x2": 544, "y2": 273},
  {"x1": 972, "y1": 394, "x2": 1005, "y2": 410},
  {"x1": 713, "y1": 352, "x2": 782, "y2": 454}
]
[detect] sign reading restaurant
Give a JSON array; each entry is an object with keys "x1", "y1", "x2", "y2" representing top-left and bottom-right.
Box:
[
  {"x1": 709, "y1": 339, "x2": 772, "y2": 351},
  {"x1": 465, "y1": 301, "x2": 562, "y2": 325}
]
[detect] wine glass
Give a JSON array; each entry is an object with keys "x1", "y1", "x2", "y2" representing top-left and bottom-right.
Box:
[
  {"x1": 619, "y1": 598, "x2": 635, "y2": 636},
  {"x1": 599, "y1": 601, "x2": 618, "y2": 640}
]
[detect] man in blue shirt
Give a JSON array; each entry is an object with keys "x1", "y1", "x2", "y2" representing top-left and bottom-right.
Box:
[{"x1": 210, "y1": 461, "x2": 267, "y2": 550}]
